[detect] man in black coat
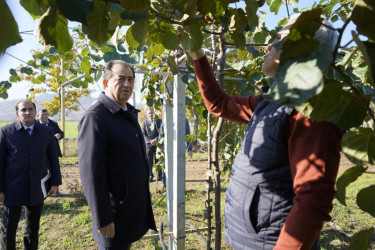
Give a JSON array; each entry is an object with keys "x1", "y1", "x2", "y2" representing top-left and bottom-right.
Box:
[
  {"x1": 37, "y1": 109, "x2": 64, "y2": 197},
  {"x1": 37, "y1": 109, "x2": 64, "y2": 157},
  {"x1": 0, "y1": 100, "x2": 62, "y2": 250},
  {"x1": 78, "y1": 60, "x2": 156, "y2": 249},
  {"x1": 141, "y1": 107, "x2": 162, "y2": 181}
]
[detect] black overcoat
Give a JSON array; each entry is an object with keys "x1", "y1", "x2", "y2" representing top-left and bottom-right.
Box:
[
  {"x1": 78, "y1": 93, "x2": 156, "y2": 248},
  {"x1": 0, "y1": 121, "x2": 62, "y2": 206},
  {"x1": 38, "y1": 119, "x2": 64, "y2": 157}
]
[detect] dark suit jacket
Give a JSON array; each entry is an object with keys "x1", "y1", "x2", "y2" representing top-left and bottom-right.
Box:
[
  {"x1": 78, "y1": 93, "x2": 156, "y2": 247},
  {"x1": 141, "y1": 118, "x2": 162, "y2": 150},
  {"x1": 0, "y1": 121, "x2": 62, "y2": 207},
  {"x1": 37, "y1": 118, "x2": 64, "y2": 157}
]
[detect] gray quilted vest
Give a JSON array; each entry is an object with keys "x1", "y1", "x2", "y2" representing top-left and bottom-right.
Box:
[{"x1": 224, "y1": 99, "x2": 295, "y2": 250}]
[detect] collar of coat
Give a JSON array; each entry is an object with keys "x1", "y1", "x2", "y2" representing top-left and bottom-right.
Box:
[
  {"x1": 98, "y1": 92, "x2": 140, "y2": 116},
  {"x1": 15, "y1": 120, "x2": 41, "y2": 131}
]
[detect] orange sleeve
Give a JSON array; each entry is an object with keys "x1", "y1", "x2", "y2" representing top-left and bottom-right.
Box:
[
  {"x1": 193, "y1": 56, "x2": 258, "y2": 124},
  {"x1": 275, "y1": 112, "x2": 342, "y2": 249}
]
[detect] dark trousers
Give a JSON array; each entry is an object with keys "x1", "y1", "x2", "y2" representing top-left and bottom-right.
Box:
[
  {"x1": 1, "y1": 203, "x2": 43, "y2": 250},
  {"x1": 99, "y1": 244, "x2": 131, "y2": 250},
  {"x1": 146, "y1": 146, "x2": 159, "y2": 180}
]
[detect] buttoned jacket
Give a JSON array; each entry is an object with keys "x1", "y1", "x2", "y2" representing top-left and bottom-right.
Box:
[
  {"x1": 78, "y1": 93, "x2": 156, "y2": 247},
  {"x1": 0, "y1": 121, "x2": 62, "y2": 206}
]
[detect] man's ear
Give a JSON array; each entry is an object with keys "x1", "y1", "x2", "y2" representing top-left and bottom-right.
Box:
[{"x1": 103, "y1": 79, "x2": 108, "y2": 88}]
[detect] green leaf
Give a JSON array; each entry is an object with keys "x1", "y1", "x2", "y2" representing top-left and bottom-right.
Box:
[
  {"x1": 352, "y1": 0, "x2": 375, "y2": 41},
  {"x1": 280, "y1": 8, "x2": 323, "y2": 63},
  {"x1": 86, "y1": 8, "x2": 112, "y2": 45},
  {"x1": 335, "y1": 166, "x2": 366, "y2": 205},
  {"x1": 20, "y1": 67, "x2": 33, "y2": 75},
  {"x1": 238, "y1": 49, "x2": 248, "y2": 60},
  {"x1": 126, "y1": 26, "x2": 139, "y2": 49},
  {"x1": 231, "y1": 32, "x2": 246, "y2": 50},
  {"x1": 353, "y1": 32, "x2": 375, "y2": 86},
  {"x1": 270, "y1": 0, "x2": 282, "y2": 14},
  {"x1": 265, "y1": 44, "x2": 332, "y2": 106},
  {"x1": 20, "y1": 0, "x2": 49, "y2": 19},
  {"x1": 342, "y1": 127, "x2": 375, "y2": 166},
  {"x1": 229, "y1": 9, "x2": 247, "y2": 33},
  {"x1": 150, "y1": 44, "x2": 165, "y2": 56},
  {"x1": 295, "y1": 81, "x2": 371, "y2": 131},
  {"x1": 120, "y1": 0, "x2": 150, "y2": 13},
  {"x1": 167, "y1": 56, "x2": 179, "y2": 75},
  {"x1": 108, "y1": 9, "x2": 121, "y2": 32},
  {"x1": 121, "y1": 54, "x2": 137, "y2": 64},
  {"x1": 89, "y1": 53, "x2": 102, "y2": 62},
  {"x1": 181, "y1": 23, "x2": 203, "y2": 52},
  {"x1": 253, "y1": 29, "x2": 268, "y2": 44},
  {"x1": 348, "y1": 228, "x2": 374, "y2": 250},
  {"x1": 245, "y1": 0, "x2": 259, "y2": 28},
  {"x1": 130, "y1": 19, "x2": 149, "y2": 48},
  {"x1": 357, "y1": 185, "x2": 375, "y2": 217},
  {"x1": 81, "y1": 58, "x2": 91, "y2": 75},
  {"x1": 41, "y1": 59, "x2": 49, "y2": 67},
  {"x1": 0, "y1": 0, "x2": 22, "y2": 54},
  {"x1": 9, "y1": 69, "x2": 17, "y2": 76},
  {"x1": 197, "y1": 0, "x2": 227, "y2": 17},
  {"x1": 103, "y1": 52, "x2": 121, "y2": 62},
  {"x1": 37, "y1": 7, "x2": 73, "y2": 52},
  {"x1": 56, "y1": 0, "x2": 93, "y2": 24},
  {"x1": 161, "y1": 29, "x2": 180, "y2": 51}
]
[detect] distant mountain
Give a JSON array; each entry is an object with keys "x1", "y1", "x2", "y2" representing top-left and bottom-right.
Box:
[{"x1": 0, "y1": 94, "x2": 97, "y2": 121}]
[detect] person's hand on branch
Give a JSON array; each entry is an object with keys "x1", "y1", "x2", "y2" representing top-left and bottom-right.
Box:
[{"x1": 177, "y1": 26, "x2": 205, "y2": 60}]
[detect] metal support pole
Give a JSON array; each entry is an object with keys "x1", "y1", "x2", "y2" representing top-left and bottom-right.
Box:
[
  {"x1": 163, "y1": 79, "x2": 174, "y2": 249},
  {"x1": 60, "y1": 60, "x2": 65, "y2": 156},
  {"x1": 172, "y1": 74, "x2": 186, "y2": 249}
]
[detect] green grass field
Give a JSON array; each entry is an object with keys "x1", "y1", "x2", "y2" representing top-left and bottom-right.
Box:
[{"x1": 0, "y1": 120, "x2": 79, "y2": 139}]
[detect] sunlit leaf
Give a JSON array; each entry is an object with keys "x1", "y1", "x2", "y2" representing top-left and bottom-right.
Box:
[
  {"x1": 335, "y1": 165, "x2": 366, "y2": 205},
  {"x1": 348, "y1": 228, "x2": 374, "y2": 250},
  {"x1": 126, "y1": 26, "x2": 139, "y2": 49},
  {"x1": 353, "y1": 32, "x2": 375, "y2": 86},
  {"x1": 357, "y1": 185, "x2": 375, "y2": 217},
  {"x1": 131, "y1": 19, "x2": 149, "y2": 48},
  {"x1": 120, "y1": 0, "x2": 150, "y2": 13},
  {"x1": 342, "y1": 127, "x2": 375, "y2": 166},
  {"x1": 20, "y1": 0, "x2": 49, "y2": 19},
  {"x1": 265, "y1": 44, "x2": 332, "y2": 106},
  {"x1": 270, "y1": 0, "x2": 282, "y2": 14},
  {"x1": 37, "y1": 7, "x2": 73, "y2": 52},
  {"x1": 0, "y1": 0, "x2": 22, "y2": 54},
  {"x1": 81, "y1": 57, "x2": 91, "y2": 75}
]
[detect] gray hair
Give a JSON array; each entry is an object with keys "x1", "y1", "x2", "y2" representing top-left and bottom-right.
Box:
[
  {"x1": 289, "y1": 14, "x2": 338, "y2": 52},
  {"x1": 103, "y1": 60, "x2": 135, "y2": 80}
]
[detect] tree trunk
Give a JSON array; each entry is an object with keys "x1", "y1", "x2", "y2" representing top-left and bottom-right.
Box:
[{"x1": 213, "y1": 35, "x2": 226, "y2": 250}]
